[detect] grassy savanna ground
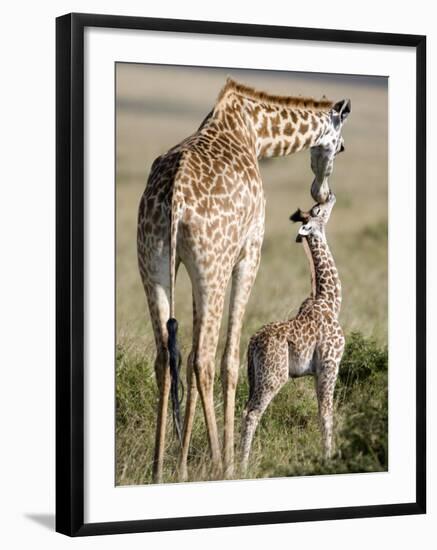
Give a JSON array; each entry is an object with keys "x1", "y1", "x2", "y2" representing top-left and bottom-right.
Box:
[{"x1": 115, "y1": 64, "x2": 388, "y2": 485}]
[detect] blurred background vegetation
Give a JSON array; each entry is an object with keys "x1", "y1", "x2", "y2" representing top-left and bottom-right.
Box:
[{"x1": 115, "y1": 64, "x2": 388, "y2": 485}]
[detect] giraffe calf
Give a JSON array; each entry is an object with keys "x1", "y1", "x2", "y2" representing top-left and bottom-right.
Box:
[{"x1": 240, "y1": 193, "x2": 345, "y2": 474}]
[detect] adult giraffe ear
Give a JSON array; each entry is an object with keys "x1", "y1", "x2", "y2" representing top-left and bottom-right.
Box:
[
  {"x1": 332, "y1": 98, "x2": 351, "y2": 123},
  {"x1": 290, "y1": 208, "x2": 310, "y2": 223}
]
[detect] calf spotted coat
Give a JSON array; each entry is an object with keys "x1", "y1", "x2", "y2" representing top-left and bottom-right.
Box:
[{"x1": 240, "y1": 194, "x2": 345, "y2": 473}]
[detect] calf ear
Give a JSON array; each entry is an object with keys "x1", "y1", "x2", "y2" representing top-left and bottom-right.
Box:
[
  {"x1": 298, "y1": 224, "x2": 312, "y2": 236},
  {"x1": 290, "y1": 208, "x2": 310, "y2": 223},
  {"x1": 296, "y1": 223, "x2": 312, "y2": 243},
  {"x1": 332, "y1": 98, "x2": 351, "y2": 123}
]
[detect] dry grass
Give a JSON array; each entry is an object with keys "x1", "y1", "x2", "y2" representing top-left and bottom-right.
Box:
[{"x1": 115, "y1": 64, "x2": 388, "y2": 485}]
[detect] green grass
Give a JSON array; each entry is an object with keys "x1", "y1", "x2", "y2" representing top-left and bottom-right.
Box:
[{"x1": 116, "y1": 332, "x2": 388, "y2": 484}]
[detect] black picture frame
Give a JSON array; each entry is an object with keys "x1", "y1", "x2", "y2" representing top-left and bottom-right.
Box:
[{"x1": 56, "y1": 12, "x2": 426, "y2": 537}]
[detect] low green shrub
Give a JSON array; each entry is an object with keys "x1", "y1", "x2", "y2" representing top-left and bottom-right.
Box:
[{"x1": 338, "y1": 331, "x2": 387, "y2": 387}]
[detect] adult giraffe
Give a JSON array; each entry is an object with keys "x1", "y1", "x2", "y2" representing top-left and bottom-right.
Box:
[{"x1": 137, "y1": 78, "x2": 351, "y2": 483}]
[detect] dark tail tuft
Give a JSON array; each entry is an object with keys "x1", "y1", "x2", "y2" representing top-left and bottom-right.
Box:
[{"x1": 167, "y1": 318, "x2": 183, "y2": 445}]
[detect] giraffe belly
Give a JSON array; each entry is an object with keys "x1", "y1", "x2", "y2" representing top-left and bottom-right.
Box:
[{"x1": 288, "y1": 349, "x2": 316, "y2": 378}]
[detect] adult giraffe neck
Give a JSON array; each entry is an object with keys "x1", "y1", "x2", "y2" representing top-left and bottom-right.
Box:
[{"x1": 213, "y1": 79, "x2": 333, "y2": 160}]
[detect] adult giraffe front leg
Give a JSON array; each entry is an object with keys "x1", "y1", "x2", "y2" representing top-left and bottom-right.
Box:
[{"x1": 221, "y1": 233, "x2": 263, "y2": 478}]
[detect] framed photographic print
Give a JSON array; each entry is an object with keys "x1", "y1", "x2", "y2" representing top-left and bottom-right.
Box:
[{"x1": 56, "y1": 12, "x2": 426, "y2": 536}]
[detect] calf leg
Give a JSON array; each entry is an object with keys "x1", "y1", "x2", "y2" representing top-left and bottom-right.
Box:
[
  {"x1": 240, "y1": 351, "x2": 287, "y2": 475},
  {"x1": 315, "y1": 358, "x2": 340, "y2": 459}
]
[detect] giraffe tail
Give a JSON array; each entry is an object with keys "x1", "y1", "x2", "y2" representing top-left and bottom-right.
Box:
[
  {"x1": 167, "y1": 190, "x2": 184, "y2": 445},
  {"x1": 167, "y1": 318, "x2": 183, "y2": 445}
]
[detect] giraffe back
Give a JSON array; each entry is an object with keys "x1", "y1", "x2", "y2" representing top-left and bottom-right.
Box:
[{"x1": 138, "y1": 113, "x2": 266, "y2": 284}]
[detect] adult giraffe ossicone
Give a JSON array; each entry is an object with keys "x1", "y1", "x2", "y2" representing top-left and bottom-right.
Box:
[{"x1": 137, "y1": 78, "x2": 351, "y2": 483}]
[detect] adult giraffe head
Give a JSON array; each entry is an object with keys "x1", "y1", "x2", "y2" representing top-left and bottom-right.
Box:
[
  {"x1": 213, "y1": 79, "x2": 351, "y2": 204},
  {"x1": 310, "y1": 99, "x2": 351, "y2": 203}
]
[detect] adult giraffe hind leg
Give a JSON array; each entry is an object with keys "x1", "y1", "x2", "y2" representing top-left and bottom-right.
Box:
[
  {"x1": 143, "y1": 281, "x2": 172, "y2": 484},
  {"x1": 178, "y1": 294, "x2": 199, "y2": 482},
  {"x1": 177, "y1": 351, "x2": 197, "y2": 481},
  {"x1": 221, "y1": 236, "x2": 262, "y2": 478},
  {"x1": 190, "y1": 274, "x2": 230, "y2": 479}
]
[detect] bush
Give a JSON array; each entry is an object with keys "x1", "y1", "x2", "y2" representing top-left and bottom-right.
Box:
[
  {"x1": 335, "y1": 332, "x2": 388, "y2": 473},
  {"x1": 337, "y1": 376, "x2": 388, "y2": 471},
  {"x1": 338, "y1": 331, "x2": 387, "y2": 387}
]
